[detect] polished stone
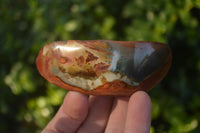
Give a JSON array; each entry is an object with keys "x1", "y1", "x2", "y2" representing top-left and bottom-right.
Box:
[{"x1": 36, "y1": 40, "x2": 172, "y2": 96}]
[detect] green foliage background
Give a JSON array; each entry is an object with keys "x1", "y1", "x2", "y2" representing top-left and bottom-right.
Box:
[{"x1": 1, "y1": 0, "x2": 200, "y2": 132}]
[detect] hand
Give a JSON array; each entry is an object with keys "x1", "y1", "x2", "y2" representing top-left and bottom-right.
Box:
[{"x1": 42, "y1": 91, "x2": 151, "y2": 133}]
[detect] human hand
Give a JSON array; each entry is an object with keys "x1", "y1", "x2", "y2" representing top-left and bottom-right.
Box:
[{"x1": 42, "y1": 91, "x2": 151, "y2": 133}]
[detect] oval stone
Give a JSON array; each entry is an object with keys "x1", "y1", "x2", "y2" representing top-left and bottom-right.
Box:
[{"x1": 36, "y1": 40, "x2": 172, "y2": 96}]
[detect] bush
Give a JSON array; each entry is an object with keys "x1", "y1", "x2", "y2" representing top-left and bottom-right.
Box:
[{"x1": 1, "y1": 0, "x2": 200, "y2": 132}]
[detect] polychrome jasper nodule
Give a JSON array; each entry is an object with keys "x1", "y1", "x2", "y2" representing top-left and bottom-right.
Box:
[{"x1": 36, "y1": 40, "x2": 172, "y2": 96}]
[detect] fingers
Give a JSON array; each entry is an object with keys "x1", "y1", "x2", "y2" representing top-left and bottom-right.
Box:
[
  {"x1": 42, "y1": 90, "x2": 152, "y2": 133},
  {"x1": 105, "y1": 97, "x2": 129, "y2": 133},
  {"x1": 42, "y1": 91, "x2": 89, "y2": 133},
  {"x1": 77, "y1": 96, "x2": 113, "y2": 133},
  {"x1": 125, "y1": 91, "x2": 152, "y2": 133}
]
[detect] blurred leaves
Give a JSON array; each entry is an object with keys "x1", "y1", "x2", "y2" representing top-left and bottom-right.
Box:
[
  {"x1": 5, "y1": 62, "x2": 35, "y2": 95},
  {"x1": 1, "y1": 0, "x2": 200, "y2": 132}
]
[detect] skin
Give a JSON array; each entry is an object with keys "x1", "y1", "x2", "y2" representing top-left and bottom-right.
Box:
[{"x1": 42, "y1": 91, "x2": 152, "y2": 133}]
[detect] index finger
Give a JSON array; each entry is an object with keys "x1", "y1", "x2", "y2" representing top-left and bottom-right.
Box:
[{"x1": 42, "y1": 91, "x2": 89, "y2": 133}]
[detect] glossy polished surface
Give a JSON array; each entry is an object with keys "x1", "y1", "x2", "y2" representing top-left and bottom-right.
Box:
[{"x1": 36, "y1": 40, "x2": 172, "y2": 96}]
